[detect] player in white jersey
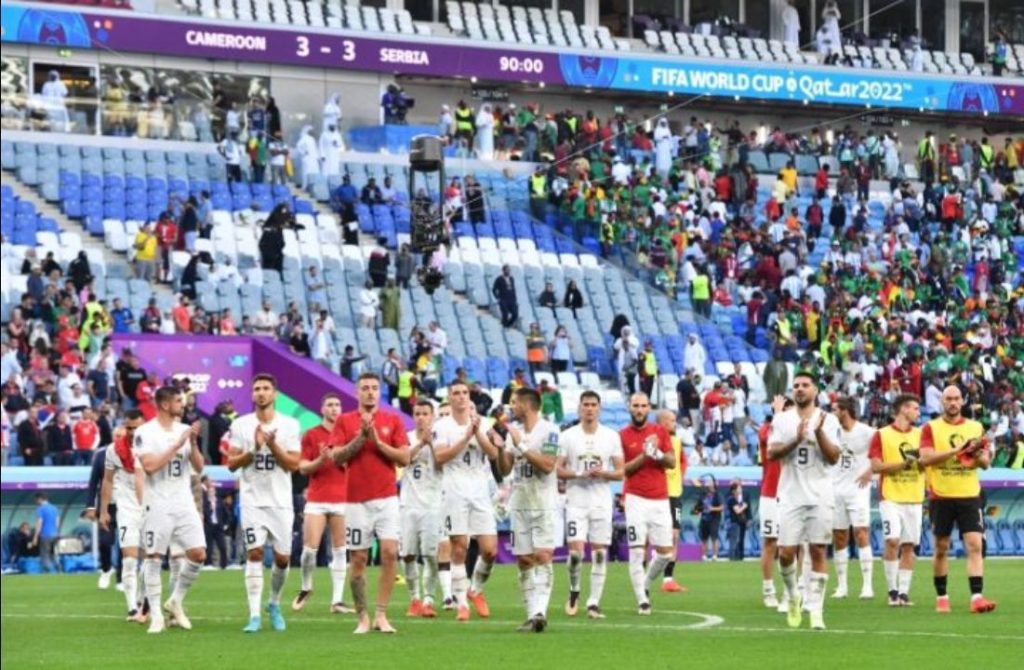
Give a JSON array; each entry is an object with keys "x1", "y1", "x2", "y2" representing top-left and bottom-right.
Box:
[
  {"x1": 830, "y1": 396, "x2": 876, "y2": 600},
  {"x1": 99, "y1": 409, "x2": 146, "y2": 622},
  {"x1": 434, "y1": 402, "x2": 454, "y2": 608},
  {"x1": 767, "y1": 372, "x2": 841, "y2": 630},
  {"x1": 134, "y1": 387, "x2": 205, "y2": 634},
  {"x1": 498, "y1": 387, "x2": 561, "y2": 633},
  {"x1": 226, "y1": 373, "x2": 301, "y2": 633},
  {"x1": 556, "y1": 391, "x2": 624, "y2": 619},
  {"x1": 432, "y1": 381, "x2": 500, "y2": 621},
  {"x1": 401, "y1": 400, "x2": 444, "y2": 618}
]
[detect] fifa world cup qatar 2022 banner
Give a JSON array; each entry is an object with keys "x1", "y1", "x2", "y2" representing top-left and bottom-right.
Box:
[{"x1": 3, "y1": 2, "x2": 1022, "y2": 117}]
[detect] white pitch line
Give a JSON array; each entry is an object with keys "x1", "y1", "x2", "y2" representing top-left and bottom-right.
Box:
[{"x1": 3, "y1": 611, "x2": 1022, "y2": 641}]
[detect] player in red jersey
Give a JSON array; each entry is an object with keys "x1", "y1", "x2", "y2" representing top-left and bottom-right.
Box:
[
  {"x1": 758, "y1": 395, "x2": 790, "y2": 609},
  {"x1": 329, "y1": 373, "x2": 410, "y2": 634},
  {"x1": 619, "y1": 392, "x2": 677, "y2": 615},
  {"x1": 292, "y1": 393, "x2": 354, "y2": 615}
]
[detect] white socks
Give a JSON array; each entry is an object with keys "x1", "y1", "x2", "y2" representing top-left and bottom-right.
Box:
[
  {"x1": 644, "y1": 553, "x2": 672, "y2": 592},
  {"x1": 807, "y1": 571, "x2": 828, "y2": 613},
  {"x1": 533, "y1": 563, "x2": 553, "y2": 618},
  {"x1": 780, "y1": 561, "x2": 798, "y2": 600},
  {"x1": 470, "y1": 558, "x2": 493, "y2": 594},
  {"x1": 143, "y1": 558, "x2": 163, "y2": 614},
  {"x1": 762, "y1": 578, "x2": 777, "y2": 598},
  {"x1": 439, "y1": 563, "x2": 453, "y2": 602},
  {"x1": 452, "y1": 563, "x2": 469, "y2": 607},
  {"x1": 330, "y1": 547, "x2": 348, "y2": 604},
  {"x1": 588, "y1": 550, "x2": 608, "y2": 608},
  {"x1": 300, "y1": 546, "x2": 317, "y2": 592},
  {"x1": 834, "y1": 552, "x2": 849, "y2": 591},
  {"x1": 168, "y1": 555, "x2": 184, "y2": 594},
  {"x1": 628, "y1": 546, "x2": 648, "y2": 605},
  {"x1": 422, "y1": 556, "x2": 439, "y2": 604},
  {"x1": 171, "y1": 559, "x2": 201, "y2": 604},
  {"x1": 122, "y1": 557, "x2": 139, "y2": 613},
  {"x1": 897, "y1": 569, "x2": 913, "y2": 597},
  {"x1": 884, "y1": 559, "x2": 899, "y2": 593},
  {"x1": 404, "y1": 560, "x2": 421, "y2": 601},
  {"x1": 859, "y1": 545, "x2": 874, "y2": 586},
  {"x1": 269, "y1": 564, "x2": 288, "y2": 606},
  {"x1": 245, "y1": 560, "x2": 263, "y2": 618},
  {"x1": 517, "y1": 565, "x2": 536, "y2": 615},
  {"x1": 567, "y1": 551, "x2": 583, "y2": 593}
]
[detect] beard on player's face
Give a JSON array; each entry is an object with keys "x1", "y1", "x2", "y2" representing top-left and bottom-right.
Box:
[{"x1": 630, "y1": 412, "x2": 647, "y2": 427}]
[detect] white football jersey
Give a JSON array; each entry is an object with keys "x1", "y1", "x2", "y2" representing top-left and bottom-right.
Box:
[
  {"x1": 401, "y1": 429, "x2": 442, "y2": 510},
  {"x1": 434, "y1": 415, "x2": 492, "y2": 500},
  {"x1": 833, "y1": 421, "x2": 875, "y2": 495},
  {"x1": 133, "y1": 419, "x2": 194, "y2": 510},
  {"x1": 104, "y1": 446, "x2": 141, "y2": 512},
  {"x1": 558, "y1": 423, "x2": 623, "y2": 510},
  {"x1": 769, "y1": 408, "x2": 841, "y2": 507},
  {"x1": 230, "y1": 412, "x2": 301, "y2": 509},
  {"x1": 509, "y1": 418, "x2": 560, "y2": 512}
]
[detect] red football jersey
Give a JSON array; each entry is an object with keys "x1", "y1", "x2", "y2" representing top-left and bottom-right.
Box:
[
  {"x1": 73, "y1": 420, "x2": 98, "y2": 451},
  {"x1": 758, "y1": 422, "x2": 781, "y2": 497},
  {"x1": 620, "y1": 422, "x2": 671, "y2": 500},
  {"x1": 302, "y1": 425, "x2": 347, "y2": 503},
  {"x1": 330, "y1": 410, "x2": 408, "y2": 503}
]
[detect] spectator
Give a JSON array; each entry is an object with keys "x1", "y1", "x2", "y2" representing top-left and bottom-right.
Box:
[
  {"x1": 683, "y1": 334, "x2": 708, "y2": 378},
  {"x1": 381, "y1": 84, "x2": 411, "y2": 124},
  {"x1": 132, "y1": 223, "x2": 158, "y2": 281},
  {"x1": 289, "y1": 324, "x2": 311, "y2": 358},
  {"x1": 638, "y1": 340, "x2": 658, "y2": 398},
  {"x1": 358, "y1": 280, "x2": 379, "y2": 328},
  {"x1": 367, "y1": 236, "x2": 390, "y2": 287},
  {"x1": 319, "y1": 123, "x2": 343, "y2": 178},
  {"x1": 453, "y1": 100, "x2": 475, "y2": 147},
  {"x1": 295, "y1": 125, "x2": 321, "y2": 189},
  {"x1": 32, "y1": 493, "x2": 60, "y2": 573},
  {"x1": 613, "y1": 325, "x2": 640, "y2": 394},
  {"x1": 6, "y1": 522, "x2": 37, "y2": 564},
  {"x1": 139, "y1": 298, "x2": 161, "y2": 333},
  {"x1": 526, "y1": 322, "x2": 547, "y2": 373},
  {"x1": 340, "y1": 345, "x2": 367, "y2": 383},
  {"x1": 465, "y1": 175, "x2": 486, "y2": 224},
  {"x1": 267, "y1": 130, "x2": 289, "y2": 186},
  {"x1": 322, "y1": 93, "x2": 342, "y2": 132},
  {"x1": 726, "y1": 480, "x2": 749, "y2": 560},
  {"x1": 548, "y1": 325, "x2": 572, "y2": 374},
  {"x1": 395, "y1": 244, "x2": 415, "y2": 289},
  {"x1": 437, "y1": 104, "x2": 453, "y2": 141},
  {"x1": 991, "y1": 32, "x2": 1008, "y2": 77},
  {"x1": 171, "y1": 295, "x2": 192, "y2": 333},
  {"x1": 500, "y1": 367, "x2": 531, "y2": 405},
  {"x1": 305, "y1": 265, "x2": 327, "y2": 309},
  {"x1": 45, "y1": 410, "x2": 74, "y2": 466},
  {"x1": 492, "y1": 264, "x2": 519, "y2": 328},
  {"x1": 247, "y1": 130, "x2": 268, "y2": 183},
  {"x1": 538, "y1": 281, "x2": 558, "y2": 314},
  {"x1": 218, "y1": 131, "x2": 243, "y2": 182},
  {"x1": 17, "y1": 405, "x2": 45, "y2": 465},
  {"x1": 538, "y1": 378, "x2": 564, "y2": 423},
  {"x1": 72, "y1": 407, "x2": 99, "y2": 465},
  {"x1": 109, "y1": 297, "x2": 134, "y2": 334},
  {"x1": 380, "y1": 279, "x2": 400, "y2": 331},
  {"x1": 695, "y1": 478, "x2": 723, "y2": 561},
  {"x1": 202, "y1": 476, "x2": 228, "y2": 569},
  {"x1": 361, "y1": 177, "x2": 383, "y2": 205},
  {"x1": 563, "y1": 280, "x2": 584, "y2": 319}
]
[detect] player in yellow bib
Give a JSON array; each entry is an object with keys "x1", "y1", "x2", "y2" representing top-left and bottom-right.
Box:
[
  {"x1": 918, "y1": 386, "x2": 996, "y2": 614},
  {"x1": 868, "y1": 394, "x2": 925, "y2": 607},
  {"x1": 658, "y1": 410, "x2": 688, "y2": 594}
]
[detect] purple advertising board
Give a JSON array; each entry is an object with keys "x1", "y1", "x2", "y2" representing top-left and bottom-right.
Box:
[{"x1": 3, "y1": 2, "x2": 1022, "y2": 116}]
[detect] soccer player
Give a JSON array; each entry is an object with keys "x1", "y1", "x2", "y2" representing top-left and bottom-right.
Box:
[
  {"x1": 432, "y1": 381, "x2": 501, "y2": 621},
  {"x1": 919, "y1": 385, "x2": 996, "y2": 614},
  {"x1": 293, "y1": 393, "x2": 354, "y2": 615},
  {"x1": 830, "y1": 396, "x2": 876, "y2": 600},
  {"x1": 329, "y1": 372, "x2": 410, "y2": 634},
  {"x1": 758, "y1": 395, "x2": 788, "y2": 609},
  {"x1": 135, "y1": 387, "x2": 205, "y2": 634},
  {"x1": 226, "y1": 373, "x2": 301, "y2": 633},
  {"x1": 497, "y1": 387, "x2": 561, "y2": 632},
  {"x1": 434, "y1": 401, "x2": 454, "y2": 609},
  {"x1": 401, "y1": 400, "x2": 443, "y2": 618},
  {"x1": 658, "y1": 409, "x2": 687, "y2": 594},
  {"x1": 619, "y1": 392, "x2": 677, "y2": 615},
  {"x1": 869, "y1": 393, "x2": 925, "y2": 607},
  {"x1": 556, "y1": 391, "x2": 624, "y2": 619},
  {"x1": 99, "y1": 409, "x2": 146, "y2": 622},
  {"x1": 767, "y1": 372, "x2": 841, "y2": 630}
]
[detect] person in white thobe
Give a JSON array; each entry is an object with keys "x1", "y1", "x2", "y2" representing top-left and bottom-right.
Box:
[
  {"x1": 782, "y1": 1, "x2": 801, "y2": 46},
  {"x1": 475, "y1": 103, "x2": 494, "y2": 160},
  {"x1": 319, "y1": 125, "x2": 343, "y2": 178},
  {"x1": 653, "y1": 118, "x2": 673, "y2": 176},
  {"x1": 322, "y1": 93, "x2": 341, "y2": 133},
  {"x1": 41, "y1": 70, "x2": 69, "y2": 132}
]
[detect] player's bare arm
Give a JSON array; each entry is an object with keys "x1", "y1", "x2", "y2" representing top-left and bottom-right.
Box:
[
  {"x1": 226, "y1": 446, "x2": 254, "y2": 471},
  {"x1": 473, "y1": 416, "x2": 500, "y2": 460},
  {"x1": 595, "y1": 455, "x2": 625, "y2": 481},
  {"x1": 521, "y1": 447, "x2": 557, "y2": 475},
  {"x1": 261, "y1": 427, "x2": 299, "y2": 472},
  {"x1": 433, "y1": 421, "x2": 476, "y2": 465},
  {"x1": 139, "y1": 427, "x2": 193, "y2": 474},
  {"x1": 622, "y1": 452, "x2": 647, "y2": 476},
  {"x1": 556, "y1": 454, "x2": 578, "y2": 480},
  {"x1": 811, "y1": 412, "x2": 840, "y2": 464},
  {"x1": 871, "y1": 455, "x2": 916, "y2": 475},
  {"x1": 373, "y1": 429, "x2": 411, "y2": 466},
  {"x1": 187, "y1": 422, "x2": 205, "y2": 474},
  {"x1": 767, "y1": 416, "x2": 806, "y2": 461},
  {"x1": 331, "y1": 425, "x2": 369, "y2": 466},
  {"x1": 298, "y1": 445, "x2": 331, "y2": 475}
]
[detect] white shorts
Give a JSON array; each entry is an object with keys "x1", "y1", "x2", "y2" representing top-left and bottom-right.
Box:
[
  {"x1": 778, "y1": 502, "x2": 834, "y2": 547},
  {"x1": 833, "y1": 489, "x2": 871, "y2": 529},
  {"x1": 510, "y1": 509, "x2": 557, "y2": 556},
  {"x1": 241, "y1": 505, "x2": 293, "y2": 556},
  {"x1": 442, "y1": 490, "x2": 497, "y2": 537},
  {"x1": 879, "y1": 500, "x2": 922, "y2": 545},
  {"x1": 346, "y1": 496, "x2": 401, "y2": 550},
  {"x1": 759, "y1": 496, "x2": 779, "y2": 539},
  {"x1": 565, "y1": 506, "x2": 613, "y2": 546},
  {"x1": 304, "y1": 502, "x2": 347, "y2": 517},
  {"x1": 401, "y1": 507, "x2": 441, "y2": 558},
  {"x1": 117, "y1": 503, "x2": 144, "y2": 550},
  {"x1": 624, "y1": 494, "x2": 672, "y2": 549},
  {"x1": 143, "y1": 507, "x2": 205, "y2": 556}
]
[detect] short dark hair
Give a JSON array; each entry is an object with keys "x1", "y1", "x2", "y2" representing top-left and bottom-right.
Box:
[
  {"x1": 793, "y1": 370, "x2": 817, "y2": 385},
  {"x1": 414, "y1": 399, "x2": 435, "y2": 411},
  {"x1": 123, "y1": 408, "x2": 144, "y2": 421},
  {"x1": 515, "y1": 387, "x2": 541, "y2": 410},
  {"x1": 892, "y1": 393, "x2": 920, "y2": 414},
  {"x1": 357, "y1": 372, "x2": 381, "y2": 384},
  {"x1": 579, "y1": 390, "x2": 601, "y2": 404},
  {"x1": 448, "y1": 380, "x2": 470, "y2": 393},
  {"x1": 154, "y1": 386, "x2": 181, "y2": 406},
  {"x1": 835, "y1": 396, "x2": 857, "y2": 417},
  {"x1": 321, "y1": 392, "x2": 341, "y2": 406},
  {"x1": 252, "y1": 373, "x2": 277, "y2": 388}
]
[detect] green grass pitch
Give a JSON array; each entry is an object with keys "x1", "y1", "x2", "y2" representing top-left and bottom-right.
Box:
[{"x1": 2, "y1": 560, "x2": 1020, "y2": 669}]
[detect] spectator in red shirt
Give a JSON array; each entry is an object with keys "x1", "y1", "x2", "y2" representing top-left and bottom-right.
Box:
[
  {"x1": 171, "y1": 296, "x2": 192, "y2": 333},
  {"x1": 619, "y1": 392, "x2": 677, "y2": 615},
  {"x1": 329, "y1": 373, "x2": 410, "y2": 634},
  {"x1": 155, "y1": 212, "x2": 178, "y2": 283},
  {"x1": 814, "y1": 164, "x2": 830, "y2": 199},
  {"x1": 714, "y1": 172, "x2": 732, "y2": 202},
  {"x1": 135, "y1": 372, "x2": 158, "y2": 420},
  {"x1": 72, "y1": 407, "x2": 100, "y2": 465}
]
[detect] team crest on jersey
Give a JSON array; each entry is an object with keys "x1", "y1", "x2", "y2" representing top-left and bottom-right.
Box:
[{"x1": 134, "y1": 434, "x2": 143, "y2": 448}]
